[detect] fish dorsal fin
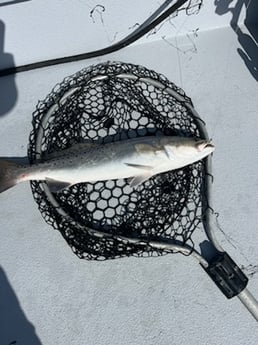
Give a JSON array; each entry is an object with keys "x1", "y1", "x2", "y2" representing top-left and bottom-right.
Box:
[
  {"x1": 69, "y1": 142, "x2": 99, "y2": 151},
  {"x1": 43, "y1": 142, "x2": 99, "y2": 160},
  {"x1": 46, "y1": 178, "x2": 72, "y2": 193}
]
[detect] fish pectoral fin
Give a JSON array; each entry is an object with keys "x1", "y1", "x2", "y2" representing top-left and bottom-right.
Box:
[
  {"x1": 164, "y1": 145, "x2": 175, "y2": 160},
  {"x1": 46, "y1": 178, "x2": 72, "y2": 193},
  {"x1": 128, "y1": 172, "x2": 153, "y2": 188}
]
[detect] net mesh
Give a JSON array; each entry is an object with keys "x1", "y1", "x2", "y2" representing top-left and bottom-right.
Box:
[{"x1": 28, "y1": 61, "x2": 207, "y2": 260}]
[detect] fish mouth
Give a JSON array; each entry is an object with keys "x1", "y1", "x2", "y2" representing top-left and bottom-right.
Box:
[
  {"x1": 196, "y1": 140, "x2": 215, "y2": 152},
  {"x1": 203, "y1": 142, "x2": 214, "y2": 149}
]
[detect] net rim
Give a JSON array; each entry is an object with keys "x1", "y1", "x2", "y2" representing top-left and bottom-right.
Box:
[{"x1": 28, "y1": 61, "x2": 213, "y2": 259}]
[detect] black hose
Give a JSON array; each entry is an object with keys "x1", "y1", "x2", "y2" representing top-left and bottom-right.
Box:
[{"x1": 0, "y1": 0, "x2": 188, "y2": 77}]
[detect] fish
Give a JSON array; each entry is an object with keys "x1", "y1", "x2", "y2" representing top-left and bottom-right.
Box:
[{"x1": 0, "y1": 136, "x2": 214, "y2": 194}]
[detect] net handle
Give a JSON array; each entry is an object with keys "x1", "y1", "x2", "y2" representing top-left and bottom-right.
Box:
[
  {"x1": 238, "y1": 288, "x2": 258, "y2": 321},
  {"x1": 186, "y1": 94, "x2": 258, "y2": 322},
  {"x1": 154, "y1": 77, "x2": 258, "y2": 322}
]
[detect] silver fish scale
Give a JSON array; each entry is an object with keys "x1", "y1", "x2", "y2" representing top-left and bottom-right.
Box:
[{"x1": 28, "y1": 61, "x2": 206, "y2": 260}]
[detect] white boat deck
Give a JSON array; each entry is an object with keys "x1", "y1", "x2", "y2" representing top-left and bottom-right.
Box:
[{"x1": 0, "y1": 1, "x2": 258, "y2": 344}]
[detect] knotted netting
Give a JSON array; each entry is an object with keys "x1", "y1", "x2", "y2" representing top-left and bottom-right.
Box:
[{"x1": 28, "y1": 61, "x2": 208, "y2": 260}]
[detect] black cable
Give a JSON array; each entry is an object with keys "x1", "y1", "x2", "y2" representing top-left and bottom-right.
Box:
[{"x1": 0, "y1": 0, "x2": 188, "y2": 77}]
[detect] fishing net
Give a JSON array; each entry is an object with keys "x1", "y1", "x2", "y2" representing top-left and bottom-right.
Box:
[{"x1": 28, "y1": 61, "x2": 208, "y2": 260}]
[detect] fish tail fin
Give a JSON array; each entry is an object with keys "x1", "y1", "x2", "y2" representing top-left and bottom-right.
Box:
[{"x1": 0, "y1": 158, "x2": 23, "y2": 193}]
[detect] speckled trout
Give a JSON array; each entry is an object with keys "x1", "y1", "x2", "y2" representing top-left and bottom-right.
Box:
[{"x1": 0, "y1": 136, "x2": 214, "y2": 193}]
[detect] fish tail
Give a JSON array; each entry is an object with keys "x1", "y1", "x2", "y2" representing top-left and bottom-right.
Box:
[{"x1": 0, "y1": 158, "x2": 24, "y2": 193}]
